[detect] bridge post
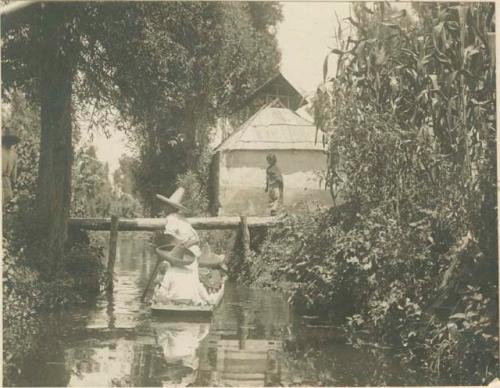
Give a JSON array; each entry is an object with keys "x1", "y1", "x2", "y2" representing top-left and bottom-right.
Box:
[
  {"x1": 107, "y1": 215, "x2": 119, "y2": 289},
  {"x1": 239, "y1": 215, "x2": 250, "y2": 260}
]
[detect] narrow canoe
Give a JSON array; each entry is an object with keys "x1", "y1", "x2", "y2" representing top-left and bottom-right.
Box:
[{"x1": 151, "y1": 279, "x2": 226, "y2": 318}]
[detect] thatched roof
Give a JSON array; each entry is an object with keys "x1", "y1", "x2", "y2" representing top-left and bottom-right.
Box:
[{"x1": 215, "y1": 105, "x2": 325, "y2": 152}]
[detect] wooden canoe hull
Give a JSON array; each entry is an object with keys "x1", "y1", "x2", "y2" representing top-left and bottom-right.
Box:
[
  {"x1": 150, "y1": 279, "x2": 226, "y2": 318},
  {"x1": 150, "y1": 306, "x2": 215, "y2": 322}
]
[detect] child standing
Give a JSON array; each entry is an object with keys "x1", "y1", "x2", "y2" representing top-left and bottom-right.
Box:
[{"x1": 265, "y1": 153, "x2": 283, "y2": 216}]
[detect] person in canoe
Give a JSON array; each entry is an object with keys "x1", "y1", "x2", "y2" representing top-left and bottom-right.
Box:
[
  {"x1": 152, "y1": 187, "x2": 221, "y2": 306},
  {"x1": 198, "y1": 244, "x2": 227, "y2": 294},
  {"x1": 156, "y1": 187, "x2": 200, "y2": 254},
  {"x1": 153, "y1": 243, "x2": 219, "y2": 305}
]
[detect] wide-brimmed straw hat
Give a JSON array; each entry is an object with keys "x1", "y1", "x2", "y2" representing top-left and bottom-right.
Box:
[
  {"x1": 157, "y1": 233, "x2": 185, "y2": 248},
  {"x1": 198, "y1": 244, "x2": 225, "y2": 268},
  {"x1": 156, "y1": 243, "x2": 196, "y2": 267},
  {"x1": 156, "y1": 187, "x2": 189, "y2": 213}
]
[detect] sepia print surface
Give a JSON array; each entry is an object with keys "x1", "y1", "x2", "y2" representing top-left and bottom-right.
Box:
[{"x1": 1, "y1": 1, "x2": 498, "y2": 386}]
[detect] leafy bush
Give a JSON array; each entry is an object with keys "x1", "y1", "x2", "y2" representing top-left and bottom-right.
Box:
[
  {"x1": 314, "y1": 2, "x2": 496, "y2": 384},
  {"x1": 2, "y1": 91, "x2": 109, "y2": 384},
  {"x1": 241, "y1": 4, "x2": 497, "y2": 383},
  {"x1": 176, "y1": 169, "x2": 209, "y2": 216},
  {"x1": 2, "y1": 232, "x2": 106, "y2": 384},
  {"x1": 245, "y1": 197, "x2": 497, "y2": 384}
]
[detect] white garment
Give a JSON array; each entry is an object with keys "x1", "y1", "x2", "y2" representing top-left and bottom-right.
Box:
[
  {"x1": 164, "y1": 213, "x2": 201, "y2": 257},
  {"x1": 153, "y1": 260, "x2": 216, "y2": 305}
]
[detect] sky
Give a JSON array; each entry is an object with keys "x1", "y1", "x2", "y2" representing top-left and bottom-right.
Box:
[
  {"x1": 277, "y1": 2, "x2": 351, "y2": 95},
  {"x1": 92, "y1": 2, "x2": 351, "y2": 178}
]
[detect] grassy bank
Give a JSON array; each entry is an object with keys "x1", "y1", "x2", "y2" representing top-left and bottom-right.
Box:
[
  {"x1": 3, "y1": 208, "x2": 106, "y2": 386},
  {"x1": 236, "y1": 204, "x2": 498, "y2": 385}
]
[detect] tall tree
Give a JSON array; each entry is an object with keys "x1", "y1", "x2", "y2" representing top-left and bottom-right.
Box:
[
  {"x1": 37, "y1": 8, "x2": 77, "y2": 265},
  {"x1": 2, "y1": 1, "x2": 282, "y2": 264},
  {"x1": 3, "y1": 4, "x2": 78, "y2": 266},
  {"x1": 100, "y1": 2, "x2": 282, "y2": 213},
  {"x1": 113, "y1": 154, "x2": 139, "y2": 196}
]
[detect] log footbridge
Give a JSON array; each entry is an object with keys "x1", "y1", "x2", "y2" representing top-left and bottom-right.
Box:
[
  {"x1": 69, "y1": 216, "x2": 277, "y2": 231},
  {"x1": 70, "y1": 215, "x2": 278, "y2": 289}
]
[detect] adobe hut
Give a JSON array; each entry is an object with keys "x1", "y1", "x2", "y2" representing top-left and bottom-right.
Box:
[
  {"x1": 212, "y1": 72, "x2": 309, "y2": 144},
  {"x1": 210, "y1": 102, "x2": 331, "y2": 216}
]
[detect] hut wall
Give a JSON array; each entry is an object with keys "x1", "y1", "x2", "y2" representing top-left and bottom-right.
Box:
[{"x1": 217, "y1": 149, "x2": 332, "y2": 216}]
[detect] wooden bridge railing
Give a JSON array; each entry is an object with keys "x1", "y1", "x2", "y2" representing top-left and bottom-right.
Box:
[
  {"x1": 69, "y1": 215, "x2": 278, "y2": 291},
  {"x1": 69, "y1": 216, "x2": 278, "y2": 231}
]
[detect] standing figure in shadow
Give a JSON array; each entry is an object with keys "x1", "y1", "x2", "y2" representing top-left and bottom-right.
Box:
[
  {"x1": 265, "y1": 153, "x2": 283, "y2": 216},
  {"x1": 2, "y1": 123, "x2": 19, "y2": 205}
]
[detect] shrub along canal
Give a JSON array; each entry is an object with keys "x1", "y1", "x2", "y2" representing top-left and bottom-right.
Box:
[{"x1": 10, "y1": 234, "x2": 435, "y2": 387}]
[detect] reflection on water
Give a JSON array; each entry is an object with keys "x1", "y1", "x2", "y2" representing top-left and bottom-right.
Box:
[
  {"x1": 14, "y1": 234, "x2": 427, "y2": 387},
  {"x1": 194, "y1": 286, "x2": 290, "y2": 387},
  {"x1": 153, "y1": 321, "x2": 210, "y2": 386},
  {"x1": 196, "y1": 333, "x2": 283, "y2": 387}
]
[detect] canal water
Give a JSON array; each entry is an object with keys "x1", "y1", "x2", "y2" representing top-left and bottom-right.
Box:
[{"x1": 14, "y1": 234, "x2": 427, "y2": 387}]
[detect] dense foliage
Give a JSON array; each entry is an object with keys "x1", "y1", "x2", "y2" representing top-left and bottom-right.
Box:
[
  {"x1": 241, "y1": 3, "x2": 497, "y2": 385},
  {"x1": 2, "y1": 91, "x2": 110, "y2": 385},
  {"x1": 110, "y1": 2, "x2": 282, "y2": 214},
  {"x1": 2, "y1": 91, "x2": 130, "y2": 219},
  {"x1": 2, "y1": 1, "x2": 281, "y2": 260},
  {"x1": 113, "y1": 155, "x2": 138, "y2": 197},
  {"x1": 2, "y1": 2, "x2": 281, "y2": 381}
]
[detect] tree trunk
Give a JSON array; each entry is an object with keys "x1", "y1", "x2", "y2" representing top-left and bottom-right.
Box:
[
  {"x1": 184, "y1": 95, "x2": 209, "y2": 171},
  {"x1": 37, "y1": 8, "x2": 75, "y2": 268},
  {"x1": 184, "y1": 105, "x2": 199, "y2": 171}
]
